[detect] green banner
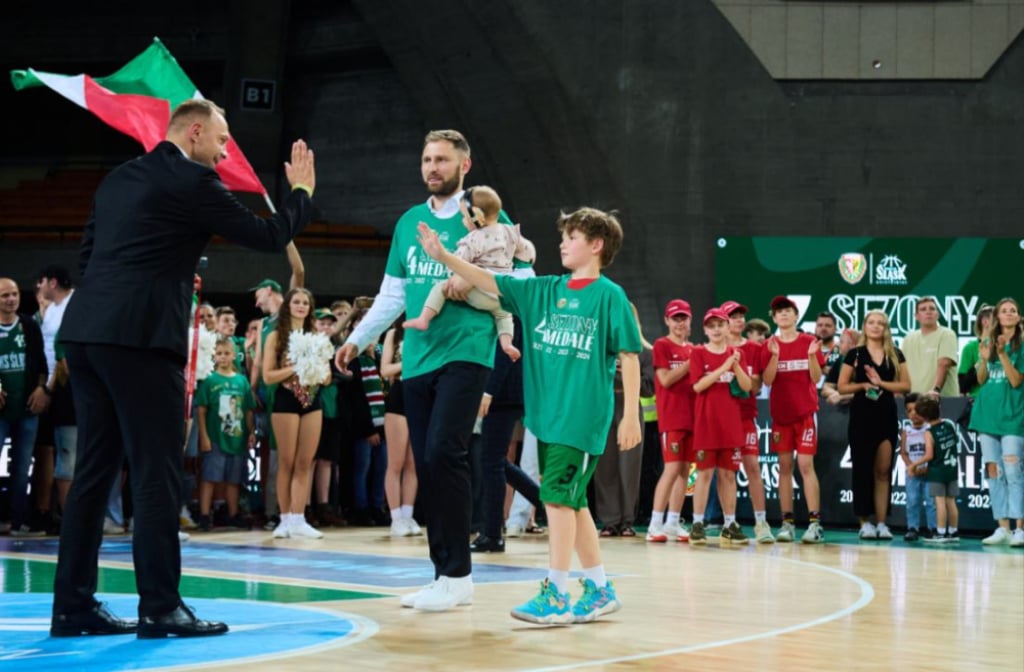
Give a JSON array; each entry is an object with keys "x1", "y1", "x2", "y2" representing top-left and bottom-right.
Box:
[{"x1": 715, "y1": 237, "x2": 1022, "y2": 345}]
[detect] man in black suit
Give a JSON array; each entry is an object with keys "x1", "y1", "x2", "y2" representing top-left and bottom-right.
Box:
[{"x1": 50, "y1": 99, "x2": 316, "y2": 639}]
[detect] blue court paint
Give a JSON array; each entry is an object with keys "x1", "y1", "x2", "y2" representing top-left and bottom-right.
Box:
[
  {"x1": 0, "y1": 538, "x2": 547, "y2": 588},
  {"x1": 0, "y1": 594, "x2": 377, "y2": 671}
]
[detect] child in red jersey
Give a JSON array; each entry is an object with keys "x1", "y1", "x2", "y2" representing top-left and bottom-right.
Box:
[
  {"x1": 687, "y1": 308, "x2": 752, "y2": 545},
  {"x1": 759, "y1": 296, "x2": 826, "y2": 544},
  {"x1": 647, "y1": 299, "x2": 696, "y2": 543},
  {"x1": 721, "y1": 300, "x2": 774, "y2": 544}
]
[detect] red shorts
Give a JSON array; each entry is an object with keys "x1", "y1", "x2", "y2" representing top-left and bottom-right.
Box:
[
  {"x1": 770, "y1": 415, "x2": 817, "y2": 455},
  {"x1": 695, "y1": 446, "x2": 741, "y2": 472},
  {"x1": 661, "y1": 431, "x2": 694, "y2": 463},
  {"x1": 741, "y1": 419, "x2": 759, "y2": 457}
]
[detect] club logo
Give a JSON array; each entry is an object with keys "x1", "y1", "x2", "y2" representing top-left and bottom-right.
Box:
[
  {"x1": 838, "y1": 253, "x2": 867, "y2": 285},
  {"x1": 875, "y1": 254, "x2": 908, "y2": 286},
  {"x1": 556, "y1": 298, "x2": 567, "y2": 308}
]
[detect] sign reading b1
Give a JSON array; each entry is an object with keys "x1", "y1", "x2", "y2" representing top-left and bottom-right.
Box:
[{"x1": 241, "y1": 79, "x2": 275, "y2": 111}]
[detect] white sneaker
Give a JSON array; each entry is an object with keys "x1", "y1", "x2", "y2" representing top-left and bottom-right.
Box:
[
  {"x1": 754, "y1": 520, "x2": 775, "y2": 544},
  {"x1": 662, "y1": 521, "x2": 683, "y2": 541},
  {"x1": 272, "y1": 519, "x2": 291, "y2": 539},
  {"x1": 290, "y1": 518, "x2": 324, "y2": 539},
  {"x1": 413, "y1": 575, "x2": 473, "y2": 611},
  {"x1": 645, "y1": 523, "x2": 668, "y2": 542},
  {"x1": 178, "y1": 531, "x2": 190, "y2": 543},
  {"x1": 801, "y1": 522, "x2": 824, "y2": 544},
  {"x1": 859, "y1": 522, "x2": 878, "y2": 540},
  {"x1": 674, "y1": 523, "x2": 690, "y2": 542},
  {"x1": 179, "y1": 506, "x2": 198, "y2": 530},
  {"x1": 505, "y1": 523, "x2": 525, "y2": 538},
  {"x1": 401, "y1": 581, "x2": 436, "y2": 608},
  {"x1": 776, "y1": 522, "x2": 796, "y2": 543},
  {"x1": 983, "y1": 527, "x2": 1011, "y2": 545},
  {"x1": 406, "y1": 518, "x2": 423, "y2": 536},
  {"x1": 103, "y1": 518, "x2": 124, "y2": 535},
  {"x1": 390, "y1": 518, "x2": 411, "y2": 537},
  {"x1": 1011, "y1": 529, "x2": 1024, "y2": 547},
  {"x1": 876, "y1": 523, "x2": 893, "y2": 540}
]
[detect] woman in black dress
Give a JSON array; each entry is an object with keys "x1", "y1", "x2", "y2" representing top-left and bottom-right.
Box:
[{"x1": 837, "y1": 310, "x2": 911, "y2": 540}]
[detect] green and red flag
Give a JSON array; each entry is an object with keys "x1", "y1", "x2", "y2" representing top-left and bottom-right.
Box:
[{"x1": 10, "y1": 37, "x2": 266, "y2": 195}]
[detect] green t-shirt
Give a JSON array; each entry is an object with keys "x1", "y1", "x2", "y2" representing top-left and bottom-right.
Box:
[
  {"x1": 196, "y1": 371, "x2": 256, "y2": 455},
  {"x1": 957, "y1": 339, "x2": 982, "y2": 397},
  {"x1": 969, "y1": 344, "x2": 1024, "y2": 437},
  {"x1": 0, "y1": 318, "x2": 29, "y2": 421},
  {"x1": 386, "y1": 203, "x2": 515, "y2": 379},
  {"x1": 320, "y1": 376, "x2": 338, "y2": 419},
  {"x1": 232, "y1": 336, "x2": 247, "y2": 373},
  {"x1": 495, "y1": 274, "x2": 641, "y2": 455},
  {"x1": 926, "y1": 419, "x2": 959, "y2": 485}
]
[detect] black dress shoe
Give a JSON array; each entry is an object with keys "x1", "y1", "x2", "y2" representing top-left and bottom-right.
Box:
[
  {"x1": 137, "y1": 604, "x2": 229, "y2": 639},
  {"x1": 469, "y1": 534, "x2": 505, "y2": 553},
  {"x1": 51, "y1": 602, "x2": 138, "y2": 637}
]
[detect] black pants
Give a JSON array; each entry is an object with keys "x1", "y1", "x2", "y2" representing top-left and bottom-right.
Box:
[
  {"x1": 851, "y1": 439, "x2": 892, "y2": 519},
  {"x1": 478, "y1": 405, "x2": 541, "y2": 539},
  {"x1": 54, "y1": 343, "x2": 185, "y2": 618},
  {"x1": 404, "y1": 361, "x2": 489, "y2": 579}
]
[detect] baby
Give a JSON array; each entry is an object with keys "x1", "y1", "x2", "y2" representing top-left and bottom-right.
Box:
[{"x1": 404, "y1": 185, "x2": 535, "y2": 361}]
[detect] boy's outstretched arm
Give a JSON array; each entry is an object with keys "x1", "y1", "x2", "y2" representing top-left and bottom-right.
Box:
[
  {"x1": 618, "y1": 351, "x2": 642, "y2": 450},
  {"x1": 417, "y1": 222, "x2": 500, "y2": 295}
]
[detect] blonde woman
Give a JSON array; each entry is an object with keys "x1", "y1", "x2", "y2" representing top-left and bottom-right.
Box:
[{"x1": 837, "y1": 310, "x2": 911, "y2": 540}]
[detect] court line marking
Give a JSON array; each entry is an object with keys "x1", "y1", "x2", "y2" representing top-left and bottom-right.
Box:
[{"x1": 521, "y1": 554, "x2": 875, "y2": 672}]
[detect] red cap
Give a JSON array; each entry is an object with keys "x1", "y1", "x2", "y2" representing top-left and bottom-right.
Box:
[
  {"x1": 703, "y1": 308, "x2": 731, "y2": 325},
  {"x1": 770, "y1": 295, "x2": 798, "y2": 312},
  {"x1": 720, "y1": 300, "x2": 748, "y2": 316},
  {"x1": 664, "y1": 299, "x2": 692, "y2": 319}
]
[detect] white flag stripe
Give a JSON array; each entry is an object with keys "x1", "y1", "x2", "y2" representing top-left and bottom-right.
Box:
[{"x1": 28, "y1": 69, "x2": 87, "y2": 108}]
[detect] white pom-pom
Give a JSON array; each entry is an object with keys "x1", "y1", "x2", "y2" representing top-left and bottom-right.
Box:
[
  {"x1": 286, "y1": 330, "x2": 334, "y2": 387},
  {"x1": 191, "y1": 325, "x2": 218, "y2": 381}
]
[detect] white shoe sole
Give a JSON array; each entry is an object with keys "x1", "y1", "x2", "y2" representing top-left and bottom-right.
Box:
[
  {"x1": 510, "y1": 609, "x2": 573, "y2": 625},
  {"x1": 572, "y1": 600, "x2": 622, "y2": 624}
]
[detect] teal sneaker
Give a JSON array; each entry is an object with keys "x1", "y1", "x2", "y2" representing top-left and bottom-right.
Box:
[
  {"x1": 571, "y1": 578, "x2": 622, "y2": 623},
  {"x1": 510, "y1": 579, "x2": 572, "y2": 625}
]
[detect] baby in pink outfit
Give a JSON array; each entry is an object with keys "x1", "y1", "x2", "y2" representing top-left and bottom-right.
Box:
[{"x1": 405, "y1": 185, "x2": 534, "y2": 361}]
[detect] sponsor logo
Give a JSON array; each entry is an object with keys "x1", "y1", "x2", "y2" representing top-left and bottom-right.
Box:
[
  {"x1": 838, "y1": 253, "x2": 867, "y2": 285},
  {"x1": 696, "y1": 450, "x2": 706, "y2": 462},
  {"x1": 874, "y1": 254, "x2": 908, "y2": 286},
  {"x1": 568, "y1": 298, "x2": 580, "y2": 310},
  {"x1": 670, "y1": 442, "x2": 680, "y2": 454},
  {"x1": 556, "y1": 298, "x2": 567, "y2": 308}
]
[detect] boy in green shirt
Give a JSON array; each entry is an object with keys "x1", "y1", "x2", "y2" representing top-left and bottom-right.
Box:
[
  {"x1": 909, "y1": 396, "x2": 960, "y2": 543},
  {"x1": 196, "y1": 338, "x2": 256, "y2": 530},
  {"x1": 418, "y1": 207, "x2": 642, "y2": 625}
]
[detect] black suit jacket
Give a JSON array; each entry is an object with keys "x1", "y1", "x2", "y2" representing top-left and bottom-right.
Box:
[{"x1": 61, "y1": 141, "x2": 313, "y2": 363}]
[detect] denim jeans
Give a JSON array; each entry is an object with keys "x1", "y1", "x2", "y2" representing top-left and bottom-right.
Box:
[
  {"x1": 352, "y1": 435, "x2": 386, "y2": 510},
  {"x1": 0, "y1": 415, "x2": 40, "y2": 527},
  {"x1": 980, "y1": 433, "x2": 1024, "y2": 522},
  {"x1": 904, "y1": 473, "x2": 936, "y2": 531}
]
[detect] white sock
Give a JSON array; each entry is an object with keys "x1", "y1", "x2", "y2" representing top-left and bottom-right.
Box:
[
  {"x1": 400, "y1": 505, "x2": 414, "y2": 520},
  {"x1": 666, "y1": 512, "x2": 680, "y2": 527},
  {"x1": 547, "y1": 569, "x2": 570, "y2": 594},
  {"x1": 724, "y1": 515, "x2": 736, "y2": 527},
  {"x1": 948, "y1": 527, "x2": 957, "y2": 535},
  {"x1": 693, "y1": 513, "x2": 705, "y2": 524},
  {"x1": 390, "y1": 508, "x2": 402, "y2": 521},
  {"x1": 582, "y1": 565, "x2": 607, "y2": 587},
  {"x1": 650, "y1": 510, "x2": 665, "y2": 528},
  {"x1": 938, "y1": 527, "x2": 947, "y2": 535},
  {"x1": 754, "y1": 511, "x2": 766, "y2": 524}
]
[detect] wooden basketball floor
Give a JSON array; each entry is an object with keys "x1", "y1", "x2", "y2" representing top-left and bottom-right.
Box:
[{"x1": 1, "y1": 525, "x2": 1021, "y2": 671}]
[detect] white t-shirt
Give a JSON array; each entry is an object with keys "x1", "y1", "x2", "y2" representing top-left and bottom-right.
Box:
[{"x1": 41, "y1": 289, "x2": 73, "y2": 382}]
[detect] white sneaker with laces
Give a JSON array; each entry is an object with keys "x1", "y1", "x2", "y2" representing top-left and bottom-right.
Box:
[
  {"x1": 876, "y1": 523, "x2": 893, "y2": 540},
  {"x1": 272, "y1": 518, "x2": 291, "y2": 539},
  {"x1": 801, "y1": 522, "x2": 824, "y2": 544},
  {"x1": 645, "y1": 523, "x2": 668, "y2": 542},
  {"x1": 776, "y1": 522, "x2": 796, "y2": 542},
  {"x1": 413, "y1": 575, "x2": 474, "y2": 611},
  {"x1": 1011, "y1": 529, "x2": 1024, "y2": 547},
  {"x1": 390, "y1": 518, "x2": 411, "y2": 537},
  {"x1": 406, "y1": 518, "x2": 423, "y2": 536},
  {"x1": 290, "y1": 518, "x2": 324, "y2": 539},
  {"x1": 754, "y1": 520, "x2": 775, "y2": 544},
  {"x1": 859, "y1": 522, "x2": 878, "y2": 539}
]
